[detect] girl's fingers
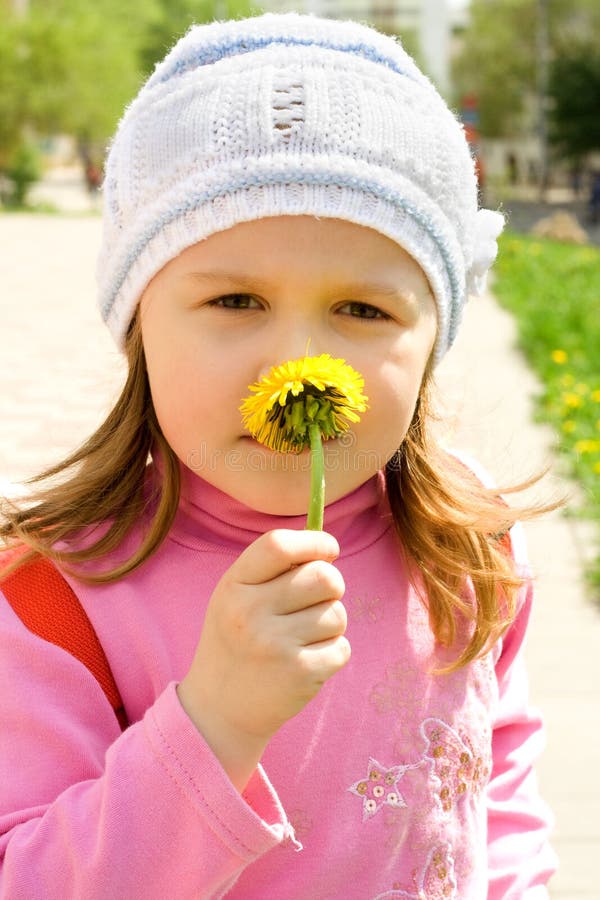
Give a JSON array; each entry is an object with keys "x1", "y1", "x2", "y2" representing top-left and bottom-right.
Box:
[
  {"x1": 283, "y1": 598, "x2": 348, "y2": 646},
  {"x1": 233, "y1": 529, "x2": 340, "y2": 586},
  {"x1": 274, "y1": 561, "x2": 346, "y2": 615},
  {"x1": 296, "y1": 635, "x2": 352, "y2": 678}
]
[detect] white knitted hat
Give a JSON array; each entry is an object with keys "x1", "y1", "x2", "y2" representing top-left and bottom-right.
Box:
[{"x1": 97, "y1": 12, "x2": 504, "y2": 363}]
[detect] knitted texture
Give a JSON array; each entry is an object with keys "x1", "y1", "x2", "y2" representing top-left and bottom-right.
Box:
[{"x1": 97, "y1": 12, "x2": 505, "y2": 363}]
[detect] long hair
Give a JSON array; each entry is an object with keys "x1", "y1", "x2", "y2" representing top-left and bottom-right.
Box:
[
  {"x1": 385, "y1": 377, "x2": 554, "y2": 670},
  {"x1": 1, "y1": 313, "x2": 556, "y2": 670}
]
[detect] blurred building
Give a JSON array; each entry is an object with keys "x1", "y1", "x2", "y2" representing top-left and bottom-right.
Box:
[{"x1": 266, "y1": 0, "x2": 463, "y2": 96}]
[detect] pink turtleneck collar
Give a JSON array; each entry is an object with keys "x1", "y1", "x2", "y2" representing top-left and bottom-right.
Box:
[{"x1": 150, "y1": 446, "x2": 393, "y2": 558}]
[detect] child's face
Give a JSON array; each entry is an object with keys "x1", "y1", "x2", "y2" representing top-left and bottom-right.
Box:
[{"x1": 140, "y1": 216, "x2": 437, "y2": 514}]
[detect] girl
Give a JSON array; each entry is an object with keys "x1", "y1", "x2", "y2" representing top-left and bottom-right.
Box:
[{"x1": 0, "y1": 13, "x2": 556, "y2": 898}]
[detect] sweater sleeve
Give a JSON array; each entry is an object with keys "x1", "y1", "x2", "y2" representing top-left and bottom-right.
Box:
[
  {"x1": 486, "y1": 523, "x2": 558, "y2": 898},
  {"x1": 0, "y1": 591, "x2": 293, "y2": 899}
]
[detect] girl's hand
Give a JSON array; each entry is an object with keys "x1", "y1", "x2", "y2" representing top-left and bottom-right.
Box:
[{"x1": 177, "y1": 529, "x2": 350, "y2": 791}]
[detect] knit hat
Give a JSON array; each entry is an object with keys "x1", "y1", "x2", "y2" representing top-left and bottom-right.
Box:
[{"x1": 97, "y1": 12, "x2": 504, "y2": 363}]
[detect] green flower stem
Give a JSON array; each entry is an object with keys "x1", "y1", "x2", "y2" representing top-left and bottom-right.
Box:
[{"x1": 306, "y1": 422, "x2": 325, "y2": 531}]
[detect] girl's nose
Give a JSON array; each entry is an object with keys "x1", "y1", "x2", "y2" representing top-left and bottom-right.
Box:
[{"x1": 257, "y1": 325, "x2": 320, "y2": 379}]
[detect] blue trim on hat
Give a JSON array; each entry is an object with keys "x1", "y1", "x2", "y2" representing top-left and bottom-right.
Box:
[
  {"x1": 158, "y1": 35, "x2": 423, "y2": 87},
  {"x1": 102, "y1": 170, "x2": 461, "y2": 338}
]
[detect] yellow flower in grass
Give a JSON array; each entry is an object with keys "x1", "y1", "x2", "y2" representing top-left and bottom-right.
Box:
[
  {"x1": 574, "y1": 439, "x2": 600, "y2": 455},
  {"x1": 563, "y1": 392, "x2": 583, "y2": 409},
  {"x1": 240, "y1": 354, "x2": 368, "y2": 453},
  {"x1": 240, "y1": 353, "x2": 368, "y2": 529},
  {"x1": 551, "y1": 349, "x2": 568, "y2": 365},
  {"x1": 592, "y1": 390, "x2": 600, "y2": 403}
]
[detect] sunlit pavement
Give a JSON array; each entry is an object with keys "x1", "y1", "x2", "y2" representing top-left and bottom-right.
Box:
[
  {"x1": 0, "y1": 214, "x2": 124, "y2": 488},
  {"x1": 0, "y1": 202, "x2": 598, "y2": 896}
]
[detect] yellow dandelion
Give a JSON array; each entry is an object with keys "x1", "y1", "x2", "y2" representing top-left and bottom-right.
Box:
[
  {"x1": 562, "y1": 420, "x2": 577, "y2": 434},
  {"x1": 592, "y1": 390, "x2": 600, "y2": 403},
  {"x1": 240, "y1": 354, "x2": 368, "y2": 529},
  {"x1": 574, "y1": 439, "x2": 600, "y2": 455},
  {"x1": 563, "y1": 392, "x2": 583, "y2": 409},
  {"x1": 551, "y1": 349, "x2": 568, "y2": 365},
  {"x1": 241, "y1": 354, "x2": 367, "y2": 453},
  {"x1": 595, "y1": 462, "x2": 600, "y2": 475}
]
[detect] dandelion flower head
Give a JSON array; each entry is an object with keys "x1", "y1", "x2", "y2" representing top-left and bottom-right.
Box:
[{"x1": 240, "y1": 354, "x2": 368, "y2": 453}]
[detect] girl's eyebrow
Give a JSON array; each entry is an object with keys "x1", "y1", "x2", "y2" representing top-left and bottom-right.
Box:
[{"x1": 185, "y1": 271, "x2": 420, "y2": 306}]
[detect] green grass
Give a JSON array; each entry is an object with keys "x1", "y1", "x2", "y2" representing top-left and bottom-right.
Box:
[
  {"x1": 493, "y1": 232, "x2": 600, "y2": 593},
  {"x1": 0, "y1": 201, "x2": 59, "y2": 214}
]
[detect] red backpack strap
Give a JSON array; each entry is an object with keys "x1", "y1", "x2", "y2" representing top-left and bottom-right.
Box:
[
  {"x1": 0, "y1": 547, "x2": 128, "y2": 731},
  {"x1": 498, "y1": 528, "x2": 513, "y2": 557}
]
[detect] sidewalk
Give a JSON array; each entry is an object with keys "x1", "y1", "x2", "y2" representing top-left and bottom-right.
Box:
[
  {"x1": 0, "y1": 215, "x2": 124, "y2": 486},
  {"x1": 1, "y1": 213, "x2": 599, "y2": 895}
]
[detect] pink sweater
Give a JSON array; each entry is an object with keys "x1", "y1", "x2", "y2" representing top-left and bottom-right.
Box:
[{"x1": 0, "y1": 456, "x2": 556, "y2": 898}]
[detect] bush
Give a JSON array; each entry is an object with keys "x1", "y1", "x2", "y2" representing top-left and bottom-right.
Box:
[{"x1": 3, "y1": 141, "x2": 42, "y2": 208}]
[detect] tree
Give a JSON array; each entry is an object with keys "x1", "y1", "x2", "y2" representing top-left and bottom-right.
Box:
[
  {"x1": 0, "y1": 0, "x2": 262, "y2": 201},
  {"x1": 0, "y1": 15, "x2": 27, "y2": 166},
  {"x1": 452, "y1": 0, "x2": 600, "y2": 139},
  {"x1": 0, "y1": 0, "x2": 156, "y2": 169},
  {"x1": 452, "y1": 0, "x2": 537, "y2": 137},
  {"x1": 27, "y1": 0, "x2": 162, "y2": 143},
  {"x1": 548, "y1": 42, "x2": 600, "y2": 163},
  {"x1": 0, "y1": 0, "x2": 262, "y2": 159}
]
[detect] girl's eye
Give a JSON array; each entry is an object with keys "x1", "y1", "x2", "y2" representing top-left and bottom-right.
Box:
[
  {"x1": 339, "y1": 301, "x2": 389, "y2": 320},
  {"x1": 211, "y1": 294, "x2": 261, "y2": 310}
]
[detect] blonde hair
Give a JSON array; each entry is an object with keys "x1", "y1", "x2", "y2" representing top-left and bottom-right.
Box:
[
  {"x1": 386, "y1": 379, "x2": 554, "y2": 670},
  {"x1": 1, "y1": 313, "x2": 556, "y2": 671}
]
